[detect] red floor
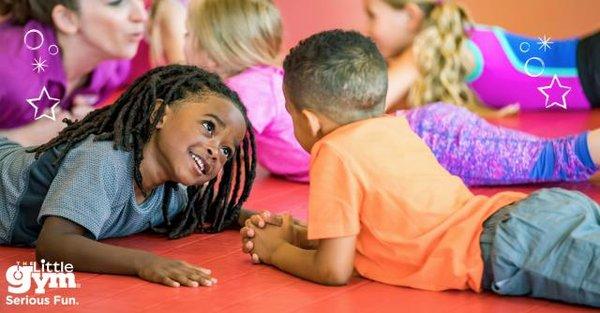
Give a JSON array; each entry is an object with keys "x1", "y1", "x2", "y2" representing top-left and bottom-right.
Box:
[{"x1": 2, "y1": 111, "x2": 600, "y2": 312}]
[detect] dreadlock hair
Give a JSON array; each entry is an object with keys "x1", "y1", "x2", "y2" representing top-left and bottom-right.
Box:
[{"x1": 29, "y1": 64, "x2": 257, "y2": 238}]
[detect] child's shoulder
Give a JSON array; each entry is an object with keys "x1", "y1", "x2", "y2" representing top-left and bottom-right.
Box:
[
  {"x1": 312, "y1": 116, "x2": 425, "y2": 167},
  {"x1": 321, "y1": 116, "x2": 413, "y2": 147},
  {"x1": 61, "y1": 136, "x2": 132, "y2": 173}
]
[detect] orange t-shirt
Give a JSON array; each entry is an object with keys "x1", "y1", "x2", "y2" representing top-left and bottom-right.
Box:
[{"x1": 307, "y1": 116, "x2": 527, "y2": 292}]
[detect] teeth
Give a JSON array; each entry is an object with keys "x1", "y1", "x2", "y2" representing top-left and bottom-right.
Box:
[{"x1": 190, "y1": 152, "x2": 205, "y2": 172}]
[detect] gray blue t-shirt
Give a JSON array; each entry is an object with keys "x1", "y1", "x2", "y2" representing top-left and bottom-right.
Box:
[{"x1": 0, "y1": 136, "x2": 187, "y2": 246}]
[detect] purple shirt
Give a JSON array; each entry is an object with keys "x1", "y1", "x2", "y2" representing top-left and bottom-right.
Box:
[{"x1": 0, "y1": 19, "x2": 131, "y2": 129}]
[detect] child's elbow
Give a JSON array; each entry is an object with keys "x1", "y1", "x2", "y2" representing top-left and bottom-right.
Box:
[
  {"x1": 324, "y1": 274, "x2": 351, "y2": 286},
  {"x1": 321, "y1": 267, "x2": 353, "y2": 286}
]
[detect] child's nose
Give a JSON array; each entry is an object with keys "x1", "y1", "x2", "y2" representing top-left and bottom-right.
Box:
[
  {"x1": 206, "y1": 146, "x2": 218, "y2": 160},
  {"x1": 130, "y1": 0, "x2": 148, "y2": 23}
]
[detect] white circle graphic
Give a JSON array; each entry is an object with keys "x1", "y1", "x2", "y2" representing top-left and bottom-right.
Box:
[
  {"x1": 519, "y1": 42, "x2": 530, "y2": 53},
  {"x1": 524, "y1": 57, "x2": 545, "y2": 77},
  {"x1": 48, "y1": 44, "x2": 59, "y2": 55},
  {"x1": 23, "y1": 29, "x2": 44, "y2": 51}
]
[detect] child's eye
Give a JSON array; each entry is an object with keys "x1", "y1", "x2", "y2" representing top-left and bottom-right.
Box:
[
  {"x1": 108, "y1": 0, "x2": 123, "y2": 6},
  {"x1": 220, "y1": 146, "x2": 233, "y2": 158},
  {"x1": 202, "y1": 121, "x2": 215, "y2": 134}
]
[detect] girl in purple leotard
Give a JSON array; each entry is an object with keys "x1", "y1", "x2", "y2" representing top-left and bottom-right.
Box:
[
  {"x1": 183, "y1": 0, "x2": 599, "y2": 185},
  {"x1": 365, "y1": 0, "x2": 599, "y2": 112}
]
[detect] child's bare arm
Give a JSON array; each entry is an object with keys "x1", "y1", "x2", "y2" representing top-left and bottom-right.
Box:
[
  {"x1": 248, "y1": 215, "x2": 356, "y2": 285},
  {"x1": 37, "y1": 216, "x2": 216, "y2": 287},
  {"x1": 271, "y1": 236, "x2": 356, "y2": 285}
]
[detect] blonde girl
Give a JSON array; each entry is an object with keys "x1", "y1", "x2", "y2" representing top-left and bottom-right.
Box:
[
  {"x1": 184, "y1": 0, "x2": 600, "y2": 186},
  {"x1": 365, "y1": 0, "x2": 599, "y2": 112}
]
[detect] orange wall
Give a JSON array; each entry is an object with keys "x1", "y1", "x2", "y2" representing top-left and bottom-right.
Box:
[{"x1": 274, "y1": 0, "x2": 600, "y2": 52}]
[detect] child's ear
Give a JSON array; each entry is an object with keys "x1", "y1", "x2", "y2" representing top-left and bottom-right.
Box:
[
  {"x1": 51, "y1": 5, "x2": 80, "y2": 35},
  {"x1": 154, "y1": 99, "x2": 171, "y2": 129},
  {"x1": 404, "y1": 3, "x2": 425, "y2": 31},
  {"x1": 301, "y1": 109, "x2": 322, "y2": 137}
]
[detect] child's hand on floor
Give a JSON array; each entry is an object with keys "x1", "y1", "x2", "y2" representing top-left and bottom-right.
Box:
[
  {"x1": 243, "y1": 214, "x2": 294, "y2": 265},
  {"x1": 136, "y1": 255, "x2": 217, "y2": 288}
]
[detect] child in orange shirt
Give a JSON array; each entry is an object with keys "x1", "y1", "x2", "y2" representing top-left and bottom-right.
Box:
[{"x1": 240, "y1": 30, "x2": 600, "y2": 307}]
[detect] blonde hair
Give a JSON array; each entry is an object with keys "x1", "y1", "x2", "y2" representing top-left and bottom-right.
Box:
[
  {"x1": 383, "y1": 0, "x2": 477, "y2": 109},
  {"x1": 188, "y1": 0, "x2": 282, "y2": 76}
]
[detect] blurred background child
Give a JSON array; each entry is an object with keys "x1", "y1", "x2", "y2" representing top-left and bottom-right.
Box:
[
  {"x1": 364, "y1": 0, "x2": 599, "y2": 113},
  {"x1": 182, "y1": 0, "x2": 599, "y2": 185}
]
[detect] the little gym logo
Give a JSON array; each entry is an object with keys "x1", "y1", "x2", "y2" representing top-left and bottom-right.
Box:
[{"x1": 4, "y1": 259, "x2": 80, "y2": 306}]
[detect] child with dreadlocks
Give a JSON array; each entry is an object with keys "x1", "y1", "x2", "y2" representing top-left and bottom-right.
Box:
[
  {"x1": 241, "y1": 30, "x2": 600, "y2": 307},
  {"x1": 0, "y1": 64, "x2": 259, "y2": 288},
  {"x1": 183, "y1": 0, "x2": 599, "y2": 186}
]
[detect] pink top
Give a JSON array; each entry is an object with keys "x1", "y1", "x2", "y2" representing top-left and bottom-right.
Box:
[{"x1": 226, "y1": 65, "x2": 309, "y2": 182}]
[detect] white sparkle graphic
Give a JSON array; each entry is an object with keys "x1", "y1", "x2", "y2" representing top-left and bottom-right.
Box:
[
  {"x1": 26, "y1": 86, "x2": 61, "y2": 120},
  {"x1": 537, "y1": 35, "x2": 553, "y2": 52},
  {"x1": 32, "y1": 57, "x2": 47, "y2": 73},
  {"x1": 538, "y1": 75, "x2": 571, "y2": 110}
]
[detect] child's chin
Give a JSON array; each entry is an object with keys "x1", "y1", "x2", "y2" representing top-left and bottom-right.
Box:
[
  {"x1": 182, "y1": 175, "x2": 212, "y2": 187},
  {"x1": 173, "y1": 174, "x2": 197, "y2": 187}
]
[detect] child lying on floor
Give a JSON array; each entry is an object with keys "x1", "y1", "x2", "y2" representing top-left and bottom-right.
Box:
[
  {"x1": 0, "y1": 65, "x2": 260, "y2": 288},
  {"x1": 241, "y1": 30, "x2": 600, "y2": 307},
  {"x1": 183, "y1": 0, "x2": 599, "y2": 185}
]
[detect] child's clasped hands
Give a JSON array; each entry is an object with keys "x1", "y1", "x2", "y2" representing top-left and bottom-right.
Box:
[{"x1": 240, "y1": 211, "x2": 292, "y2": 264}]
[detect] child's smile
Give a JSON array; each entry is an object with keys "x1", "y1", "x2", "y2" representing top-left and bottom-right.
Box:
[
  {"x1": 152, "y1": 93, "x2": 248, "y2": 187},
  {"x1": 189, "y1": 149, "x2": 209, "y2": 176}
]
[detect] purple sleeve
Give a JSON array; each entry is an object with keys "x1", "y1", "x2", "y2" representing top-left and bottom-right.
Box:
[{"x1": 88, "y1": 60, "x2": 132, "y2": 107}]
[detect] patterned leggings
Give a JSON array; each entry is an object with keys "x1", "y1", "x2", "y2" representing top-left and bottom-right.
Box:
[{"x1": 403, "y1": 103, "x2": 597, "y2": 186}]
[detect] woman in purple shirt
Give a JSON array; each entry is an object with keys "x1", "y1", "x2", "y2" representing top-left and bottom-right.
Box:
[{"x1": 0, "y1": 0, "x2": 147, "y2": 146}]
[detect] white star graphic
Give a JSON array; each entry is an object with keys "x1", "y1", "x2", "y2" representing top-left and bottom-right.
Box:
[
  {"x1": 26, "y1": 86, "x2": 61, "y2": 121},
  {"x1": 538, "y1": 74, "x2": 571, "y2": 110},
  {"x1": 32, "y1": 57, "x2": 47, "y2": 73},
  {"x1": 537, "y1": 35, "x2": 553, "y2": 52}
]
